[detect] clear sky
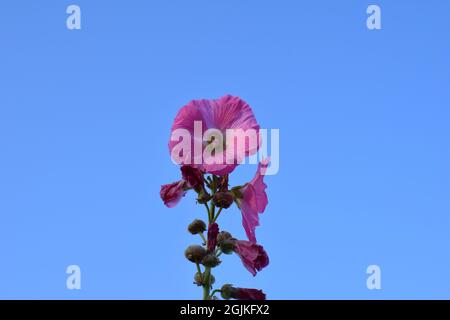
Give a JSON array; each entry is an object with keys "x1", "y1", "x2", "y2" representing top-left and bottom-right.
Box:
[{"x1": 1, "y1": 0, "x2": 449, "y2": 299}]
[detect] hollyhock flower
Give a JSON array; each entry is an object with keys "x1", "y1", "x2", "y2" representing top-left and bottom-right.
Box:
[
  {"x1": 207, "y1": 223, "x2": 219, "y2": 253},
  {"x1": 160, "y1": 180, "x2": 187, "y2": 208},
  {"x1": 235, "y1": 159, "x2": 270, "y2": 243},
  {"x1": 181, "y1": 165, "x2": 204, "y2": 192},
  {"x1": 169, "y1": 95, "x2": 261, "y2": 175},
  {"x1": 234, "y1": 240, "x2": 269, "y2": 276},
  {"x1": 221, "y1": 284, "x2": 266, "y2": 300}
]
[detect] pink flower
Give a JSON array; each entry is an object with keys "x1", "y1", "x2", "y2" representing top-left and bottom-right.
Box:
[
  {"x1": 207, "y1": 223, "x2": 219, "y2": 253},
  {"x1": 159, "y1": 180, "x2": 187, "y2": 208},
  {"x1": 235, "y1": 288, "x2": 266, "y2": 300},
  {"x1": 237, "y1": 159, "x2": 270, "y2": 243},
  {"x1": 169, "y1": 95, "x2": 260, "y2": 175},
  {"x1": 234, "y1": 240, "x2": 269, "y2": 276}
]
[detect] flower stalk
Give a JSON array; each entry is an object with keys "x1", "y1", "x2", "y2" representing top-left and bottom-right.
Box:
[{"x1": 160, "y1": 95, "x2": 271, "y2": 300}]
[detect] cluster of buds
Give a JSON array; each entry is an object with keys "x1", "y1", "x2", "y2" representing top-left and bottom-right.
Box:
[{"x1": 162, "y1": 166, "x2": 269, "y2": 300}]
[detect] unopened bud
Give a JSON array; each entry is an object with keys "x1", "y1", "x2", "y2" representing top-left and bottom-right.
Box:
[
  {"x1": 217, "y1": 231, "x2": 232, "y2": 244},
  {"x1": 201, "y1": 254, "x2": 221, "y2": 268},
  {"x1": 219, "y1": 239, "x2": 236, "y2": 254},
  {"x1": 188, "y1": 219, "x2": 206, "y2": 234},
  {"x1": 184, "y1": 245, "x2": 207, "y2": 263},
  {"x1": 212, "y1": 191, "x2": 234, "y2": 208},
  {"x1": 194, "y1": 272, "x2": 215, "y2": 286},
  {"x1": 197, "y1": 189, "x2": 212, "y2": 204},
  {"x1": 220, "y1": 284, "x2": 237, "y2": 300}
]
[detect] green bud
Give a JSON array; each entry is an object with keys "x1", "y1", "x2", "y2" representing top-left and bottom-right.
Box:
[
  {"x1": 217, "y1": 231, "x2": 232, "y2": 244},
  {"x1": 194, "y1": 272, "x2": 215, "y2": 286},
  {"x1": 201, "y1": 254, "x2": 221, "y2": 268},
  {"x1": 187, "y1": 219, "x2": 206, "y2": 234},
  {"x1": 212, "y1": 191, "x2": 234, "y2": 208},
  {"x1": 197, "y1": 189, "x2": 212, "y2": 204},
  {"x1": 219, "y1": 239, "x2": 236, "y2": 254},
  {"x1": 184, "y1": 245, "x2": 207, "y2": 263},
  {"x1": 220, "y1": 284, "x2": 237, "y2": 300}
]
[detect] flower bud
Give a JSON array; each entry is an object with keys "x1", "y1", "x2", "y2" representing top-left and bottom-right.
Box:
[
  {"x1": 219, "y1": 239, "x2": 236, "y2": 254},
  {"x1": 217, "y1": 231, "x2": 232, "y2": 244},
  {"x1": 184, "y1": 245, "x2": 207, "y2": 263},
  {"x1": 197, "y1": 189, "x2": 212, "y2": 204},
  {"x1": 201, "y1": 254, "x2": 221, "y2": 268},
  {"x1": 160, "y1": 180, "x2": 187, "y2": 208},
  {"x1": 212, "y1": 191, "x2": 234, "y2": 208},
  {"x1": 207, "y1": 223, "x2": 219, "y2": 252},
  {"x1": 194, "y1": 272, "x2": 215, "y2": 286},
  {"x1": 187, "y1": 219, "x2": 206, "y2": 234},
  {"x1": 220, "y1": 284, "x2": 237, "y2": 300},
  {"x1": 220, "y1": 284, "x2": 266, "y2": 300}
]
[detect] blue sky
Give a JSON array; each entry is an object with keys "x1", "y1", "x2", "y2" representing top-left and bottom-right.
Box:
[{"x1": 1, "y1": 0, "x2": 449, "y2": 299}]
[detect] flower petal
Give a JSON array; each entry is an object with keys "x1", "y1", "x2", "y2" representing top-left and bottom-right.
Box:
[
  {"x1": 236, "y1": 288, "x2": 266, "y2": 300},
  {"x1": 238, "y1": 159, "x2": 270, "y2": 242},
  {"x1": 240, "y1": 185, "x2": 260, "y2": 243},
  {"x1": 234, "y1": 240, "x2": 269, "y2": 276},
  {"x1": 159, "y1": 181, "x2": 187, "y2": 208}
]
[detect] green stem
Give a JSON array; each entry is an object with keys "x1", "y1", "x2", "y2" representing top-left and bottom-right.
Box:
[
  {"x1": 195, "y1": 263, "x2": 203, "y2": 281},
  {"x1": 212, "y1": 207, "x2": 223, "y2": 222},
  {"x1": 199, "y1": 232, "x2": 207, "y2": 245},
  {"x1": 210, "y1": 289, "x2": 221, "y2": 297},
  {"x1": 201, "y1": 200, "x2": 213, "y2": 300},
  {"x1": 202, "y1": 267, "x2": 211, "y2": 300},
  {"x1": 204, "y1": 203, "x2": 211, "y2": 222},
  {"x1": 202, "y1": 285, "x2": 209, "y2": 300},
  {"x1": 200, "y1": 187, "x2": 219, "y2": 300}
]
